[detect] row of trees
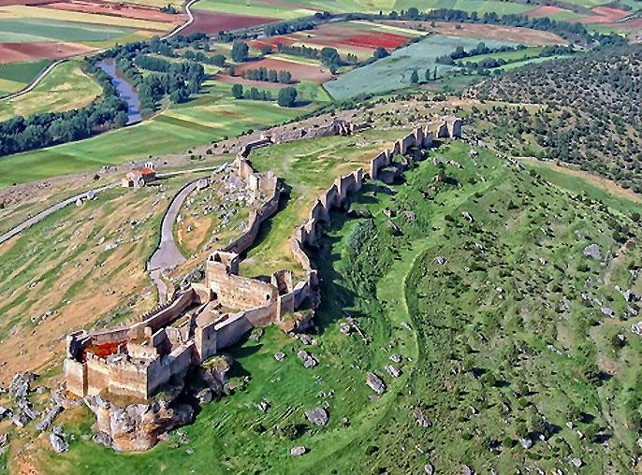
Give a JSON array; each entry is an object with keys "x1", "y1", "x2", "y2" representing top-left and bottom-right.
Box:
[
  {"x1": 241, "y1": 67, "x2": 292, "y2": 84},
  {"x1": 436, "y1": 42, "x2": 527, "y2": 65},
  {"x1": 231, "y1": 84, "x2": 298, "y2": 107},
  {"x1": 231, "y1": 84, "x2": 273, "y2": 101},
  {"x1": 357, "y1": 7, "x2": 627, "y2": 46},
  {"x1": 274, "y1": 43, "x2": 344, "y2": 73}
]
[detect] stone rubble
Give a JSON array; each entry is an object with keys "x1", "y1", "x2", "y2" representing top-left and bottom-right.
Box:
[
  {"x1": 297, "y1": 350, "x2": 318, "y2": 368},
  {"x1": 305, "y1": 407, "x2": 329, "y2": 427},
  {"x1": 366, "y1": 372, "x2": 386, "y2": 395}
]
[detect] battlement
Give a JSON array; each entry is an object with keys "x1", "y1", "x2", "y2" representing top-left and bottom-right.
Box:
[{"x1": 64, "y1": 118, "x2": 461, "y2": 402}]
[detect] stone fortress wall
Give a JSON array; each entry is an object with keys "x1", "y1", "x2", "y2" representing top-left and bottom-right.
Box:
[{"x1": 63, "y1": 117, "x2": 462, "y2": 401}]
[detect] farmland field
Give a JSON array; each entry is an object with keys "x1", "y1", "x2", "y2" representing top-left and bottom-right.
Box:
[
  {"x1": 0, "y1": 59, "x2": 48, "y2": 95},
  {"x1": 0, "y1": 81, "x2": 312, "y2": 186},
  {"x1": 0, "y1": 60, "x2": 102, "y2": 121},
  {"x1": 324, "y1": 34, "x2": 519, "y2": 100}
]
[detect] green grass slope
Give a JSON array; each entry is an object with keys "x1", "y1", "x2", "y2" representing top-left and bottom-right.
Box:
[{"x1": 34, "y1": 140, "x2": 642, "y2": 473}]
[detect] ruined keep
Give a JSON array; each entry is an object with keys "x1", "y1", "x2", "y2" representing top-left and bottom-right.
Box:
[{"x1": 64, "y1": 117, "x2": 461, "y2": 403}]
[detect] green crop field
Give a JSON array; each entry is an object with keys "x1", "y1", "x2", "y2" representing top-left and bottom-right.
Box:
[
  {"x1": 0, "y1": 81, "x2": 313, "y2": 186},
  {"x1": 0, "y1": 59, "x2": 49, "y2": 95},
  {"x1": 22, "y1": 139, "x2": 642, "y2": 474},
  {"x1": 325, "y1": 34, "x2": 519, "y2": 100},
  {"x1": 0, "y1": 18, "x2": 135, "y2": 43},
  {"x1": 0, "y1": 60, "x2": 102, "y2": 122}
]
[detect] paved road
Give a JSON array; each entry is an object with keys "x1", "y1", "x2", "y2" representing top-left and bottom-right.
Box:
[
  {"x1": 0, "y1": 0, "x2": 197, "y2": 102},
  {"x1": 0, "y1": 183, "x2": 118, "y2": 246},
  {"x1": 148, "y1": 180, "x2": 199, "y2": 272},
  {"x1": 162, "y1": 0, "x2": 197, "y2": 40}
]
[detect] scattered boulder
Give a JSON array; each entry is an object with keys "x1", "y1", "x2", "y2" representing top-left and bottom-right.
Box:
[
  {"x1": 583, "y1": 244, "x2": 601, "y2": 260},
  {"x1": 36, "y1": 405, "x2": 63, "y2": 432},
  {"x1": 366, "y1": 372, "x2": 386, "y2": 395},
  {"x1": 257, "y1": 400, "x2": 270, "y2": 413},
  {"x1": 570, "y1": 458, "x2": 583, "y2": 468},
  {"x1": 290, "y1": 446, "x2": 307, "y2": 457},
  {"x1": 436, "y1": 256, "x2": 447, "y2": 265},
  {"x1": 196, "y1": 388, "x2": 212, "y2": 405},
  {"x1": 462, "y1": 464, "x2": 474, "y2": 475},
  {"x1": 424, "y1": 464, "x2": 434, "y2": 475},
  {"x1": 461, "y1": 211, "x2": 475, "y2": 223},
  {"x1": 9, "y1": 372, "x2": 35, "y2": 400},
  {"x1": 297, "y1": 350, "x2": 318, "y2": 368},
  {"x1": 0, "y1": 406, "x2": 10, "y2": 421},
  {"x1": 49, "y1": 432, "x2": 69, "y2": 454},
  {"x1": 0, "y1": 434, "x2": 8, "y2": 454},
  {"x1": 384, "y1": 365, "x2": 401, "y2": 378},
  {"x1": 413, "y1": 408, "x2": 432, "y2": 428},
  {"x1": 519, "y1": 437, "x2": 533, "y2": 449},
  {"x1": 305, "y1": 407, "x2": 329, "y2": 427},
  {"x1": 389, "y1": 354, "x2": 402, "y2": 364},
  {"x1": 274, "y1": 352, "x2": 286, "y2": 362}
]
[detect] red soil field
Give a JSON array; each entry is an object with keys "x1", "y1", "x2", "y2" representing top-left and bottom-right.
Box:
[
  {"x1": 43, "y1": 0, "x2": 185, "y2": 24},
  {"x1": 579, "y1": 6, "x2": 630, "y2": 24},
  {"x1": 526, "y1": 5, "x2": 566, "y2": 17},
  {"x1": 338, "y1": 32, "x2": 410, "y2": 50},
  {"x1": 184, "y1": 10, "x2": 276, "y2": 35},
  {"x1": 233, "y1": 57, "x2": 332, "y2": 83},
  {"x1": 0, "y1": 42, "x2": 93, "y2": 63},
  {"x1": 297, "y1": 24, "x2": 411, "y2": 52}
]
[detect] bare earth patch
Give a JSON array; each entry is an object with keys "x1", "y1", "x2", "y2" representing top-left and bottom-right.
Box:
[
  {"x1": 0, "y1": 42, "x2": 93, "y2": 63},
  {"x1": 233, "y1": 57, "x2": 332, "y2": 83},
  {"x1": 184, "y1": 10, "x2": 277, "y2": 35}
]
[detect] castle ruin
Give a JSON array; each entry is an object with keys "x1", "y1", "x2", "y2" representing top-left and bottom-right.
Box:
[{"x1": 64, "y1": 117, "x2": 462, "y2": 402}]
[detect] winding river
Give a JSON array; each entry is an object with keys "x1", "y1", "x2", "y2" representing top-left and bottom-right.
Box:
[{"x1": 98, "y1": 58, "x2": 142, "y2": 125}]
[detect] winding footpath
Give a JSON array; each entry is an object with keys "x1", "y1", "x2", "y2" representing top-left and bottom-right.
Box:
[{"x1": 0, "y1": 0, "x2": 198, "y2": 102}]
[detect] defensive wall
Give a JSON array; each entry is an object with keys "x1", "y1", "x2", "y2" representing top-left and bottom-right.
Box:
[{"x1": 63, "y1": 116, "x2": 461, "y2": 401}]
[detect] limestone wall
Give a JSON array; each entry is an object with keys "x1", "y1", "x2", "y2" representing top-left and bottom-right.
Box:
[
  {"x1": 214, "y1": 313, "x2": 253, "y2": 350},
  {"x1": 147, "y1": 343, "x2": 193, "y2": 396},
  {"x1": 64, "y1": 359, "x2": 87, "y2": 397}
]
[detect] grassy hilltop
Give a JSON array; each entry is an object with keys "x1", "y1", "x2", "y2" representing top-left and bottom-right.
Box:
[{"x1": 10, "y1": 139, "x2": 641, "y2": 474}]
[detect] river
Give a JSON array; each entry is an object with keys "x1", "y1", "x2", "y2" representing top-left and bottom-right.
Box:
[{"x1": 98, "y1": 58, "x2": 142, "y2": 125}]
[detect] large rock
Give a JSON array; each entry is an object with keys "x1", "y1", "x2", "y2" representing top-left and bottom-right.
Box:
[
  {"x1": 36, "y1": 405, "x2": 63, "y2": 432},
  {"x1": 9, "y1": 372, "x2": 35, "y2": 400},
  {"x1": 583, "y1": 244, "x2": 601, "y2": 260},
  {"x1": 49, "y1": 433, "x2": 69, "y2": 454},
  {"x1": 297, "y1": 350, "x2": 318, "y2": 368},
  {"x1": 85, "y1": 395, "x2": 194, "y2": 452},
  {"x1": 290, "y1": 446, "x2": 307, "y2": 457},
  {"x1": 305, "y1": 407, "x2": 329, "y2": 427},
  {"x1": 0, "y1": 434, "x2": 8, "y2": 454},
  {"x1": 366, "y1": 372, "x2": 386, "y2": 395}
]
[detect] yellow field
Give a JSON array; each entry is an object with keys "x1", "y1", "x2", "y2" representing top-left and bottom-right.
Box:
[
  {"x1": 3, "y1": 5, "x2": 173, "y2": 32},
  {"x1": 0, "y1": 60, "x2": 102, "y2": 122},
  {"x1": 0, "y1": 78, "x2": 25, "y2": 94}
]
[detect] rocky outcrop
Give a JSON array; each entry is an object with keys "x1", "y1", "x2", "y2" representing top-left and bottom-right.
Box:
[{"x1": 86, "y1": 394, "x2": 194, "y2": 452}]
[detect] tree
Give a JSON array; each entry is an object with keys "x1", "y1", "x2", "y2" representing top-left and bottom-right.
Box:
[
  {"x1": 232, "y1": 84, "x2": 244, "y2": 99},
  {"x1": 433, "y1": 66, "x2": 439, "y2": 80},
  {"x1": 277, "y1": 87, "x2": 297, "y2": 107},
  {"x1": 410, "y1": 69, "x2": 419, "y2": 84},
  {"x1": 231, "y1": 41, "x2": 249, "y2": 63}
]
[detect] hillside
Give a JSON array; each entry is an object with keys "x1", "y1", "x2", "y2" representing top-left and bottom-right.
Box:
[
  {"x1": 467, "y1": 44, "x2": 642, "y2": 191},
  {"x1": 9, "y1": 139, "x2": 642, "y2": 474}
]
